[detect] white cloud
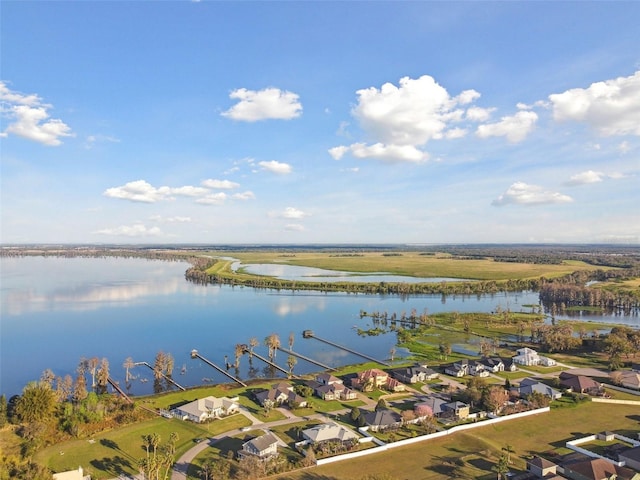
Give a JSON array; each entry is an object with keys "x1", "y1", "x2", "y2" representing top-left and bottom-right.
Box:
[
  {"x1": 196, "y1": 192, "x2": 227, "y2": 205},
  {"x1": 150, "y1": 215, "x2": 192, "y2": 223},
  {"x1": 281, "y1": 207, "x2": 307, "y2": 219},
  {"x1": 171, "y1": 185, "x2": 210, "y2": 197},
  {"x1": 201, "y1": 179, "x2": 240, "y2": 189},
  {"x1": 328, "y1": 146, "x2": 349, "y2": 160},
  {"x1": 492, "y1": 182, "x2": 573, "y2": 206},
  {"x1": 93, "y1": 224, "x2": 163, "y2": 237},
  {"x1": 349, "y1": 142, "x2": 429, "y2": 163},
  {"x1": 285, "y1": 224, "x2": 305, "y2": 232},
  {"x1": 258, "y1": 160, "x2": 292, "y2": 174},
  {"x1": 476, "y1": 110, "x2": 538, "y2": 143},
  {"x1": 105, "y1": 179, "x2": 252, "y2": 205},
  {"x1": 330, "y1": 75, "x2": 491, "y2": 163},
  {"x1": 565, "y1": 170, "x2": 605, "y2": 186},
  {"x1": 466, "y1": 106, "x2": 495, "y2": 122},
  {"x1": 104, "y1": 180, "x2": 171, "y2": 203},
  {"x1": 549, "y1": 70, "x2": 640, "y2": 136},
  {"x1": 352, "y1": 75, "x2": 465, "y2": 146},
  {"x1": 221, "y1": 87, "x2": 302, "y2": 121},
  {"x1": 232, "y1": 191, "x2": 255, "y2": 200},
  {"x1": 0, "y1": 81, "x2": 73, "y2": 146}
]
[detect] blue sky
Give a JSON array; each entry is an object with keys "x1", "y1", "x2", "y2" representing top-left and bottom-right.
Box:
[{"x1": 1, "y1": 1, "x2": 639, "y2": 244}]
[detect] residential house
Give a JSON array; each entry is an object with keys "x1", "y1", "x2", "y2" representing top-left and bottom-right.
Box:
[
  {"x1": 479, "y1": 357, "x2": 505, "y2": 373},
  {"x1": 615, "y1": 371, "x2": 640, "y2": 390},
  {"x1": 527, "y1": 456, "x2": 558, "y2": 478},
  {"x1": 307, "y1": 373, "x2": 357, "y2": 400},
  {"x1": 386, "y1": 377, "x2": 406, "y2": 392},
  {"x1": 562, "y1": 457, "x2": 640, "y2": 480},
  {"x1": 468, "y1": 360, "x2": 490, "y2": 377},
  {"x1": 350, "y1": 368, "x2": 389, "y2": 391},
  {"x1": 415, "y1": 396, "x2": 448, "y2": 418},
  {"x1": 559, "y1": 372, "x2": 603, "y2": 395},
  {"x1": 443, "y1": 360, "x2": 469, "y2": 377},
  {"x1": 53, "y1": 467, "x2": 91, "y2": 480},
  {"x1": 441, "y1": 401, "x2": 470, "y2": 420},
  {"x1": 302, "y1": 422, "x2": 359, "y2": 445},
  {"x1": 171, "y1": 396, "x2": 239, "y2": 423},
  {"x1": 239, "y1": 432, "x2": 280, "y2": 460},
  {"x1": 518, "y1": 378, "x2": 562, "y2": 400},
  {"x1": 512, "y1": 348, "x2": 556, "y2": 367},
  {"x1": 389, "y1": 364, "x2": 439, "y2": 384},
  {"x1": 619, "y1": 445, "x2": 640, "y2": 472},
  {"x1": 254, "y1": 383, "x2": 307, "y2": 408},
  {"x1": 362, "y1": 408, "x2": 403, "y2": 432}
]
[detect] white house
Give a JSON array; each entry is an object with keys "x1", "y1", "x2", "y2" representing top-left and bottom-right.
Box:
[
  {"x1": 512, "y1": 348, "x2": 556, "y2": 367},
  {"x1": 239, "y1": 432, "x2": 280, "y2": 460},
  {"x1": 302, "y1": 422, "x2": 359, "y2": 444},
  {"x1": 172, "y1": 396, "x2": 239, "y2": 423}
]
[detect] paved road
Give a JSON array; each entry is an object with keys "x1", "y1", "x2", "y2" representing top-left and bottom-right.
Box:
[{"x1": 170, "y1": 405, "x2": 332, "y2": 480}]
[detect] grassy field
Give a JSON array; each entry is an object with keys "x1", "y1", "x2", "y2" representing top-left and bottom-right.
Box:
[
  {"x1": 208, "y1": 251, "x2": 602, "y2": 281},
  {"x1": 272, "y1": 403, "x2": 640, "y2": 480},
  {"x1": 33, "y1": 416, "x2": 214, "y2": 479}
]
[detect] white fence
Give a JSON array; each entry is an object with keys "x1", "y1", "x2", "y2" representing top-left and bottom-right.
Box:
[{"x1": 316, "y1": 407, "x2": 550, "y2": 466}]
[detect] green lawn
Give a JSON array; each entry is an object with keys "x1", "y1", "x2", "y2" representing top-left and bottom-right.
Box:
[
  {"x1": 273, "y1": 402, "x2": 640, "y2": 480},
  {"x1": 34, "y1": 414, "x2": 248, "y2": 480}
]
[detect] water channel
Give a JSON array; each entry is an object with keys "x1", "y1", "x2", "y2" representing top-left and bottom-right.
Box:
[{"x1": 1, "y1": 256, "x2": 637, "y2": 397}]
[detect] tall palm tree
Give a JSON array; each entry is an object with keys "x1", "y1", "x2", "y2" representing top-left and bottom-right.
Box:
[
  {"x1": 248, "y1": 337, "x2": 259, "y2": 363},
  {"x1": 123, "y1": 357, "x2": 135, "y2": 383},
  {"x1": 288, "y1": 331, "x2": 295, "y2": 350},
  {"x1": 264, "y1": 333, "x2": 281, "y2": 361}
]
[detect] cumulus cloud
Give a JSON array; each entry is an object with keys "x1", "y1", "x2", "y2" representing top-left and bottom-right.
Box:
[
  {"x1": 93, "y1": 224, "x2": 163, "y2": 237},
  {"x1": 0, "y1": 82, "x2": 73, "y2": 146},
  {"x1": 565, "y1": 170, "x2": 605, "y2": 186},
  {"x1": 104, "y1": 179, "x2": 252, "y2": 205},
  {"x1": 1, "y1": 81, "x2": 73, "y2": 146},
  {"x1": 258, "y1": 160, "x2": 292, "y2": 174},
  {"x1": 329, "y1": 75, "x2": 494, "y2": 163},
  {"x1": 549, "y1": 70, "x2": 640, "y2": 136},
  {"x1": 281, "y1": 207, "x2": 307, "y2": 219},
  {"x1": 232, "y1": 191, "x2": 255, "y2": 200},
  {"x1": 201, "y1": 179, "x2": 240, "y2": 189},
  {"x1": 195, "y1": 192, "x2": 227, "y2": 205},
  {"x1": 466, "y1": 106, "x2": 495, "y2": 122},
  {"x1": 492, "y1": 182, "x2": 573, "y2": 206},
  {"x1": 476, "y1": 110, "x2": 538, "y2": 143},
  {"x1": 565, "y1": 170, "x2": 627, "y2": 186},
  {"x1": 103, "y1": 180, "x2": 172, "y2": 203},
  {"x1": 221, "y1": 87, "x2": 302, "y2": 121}
]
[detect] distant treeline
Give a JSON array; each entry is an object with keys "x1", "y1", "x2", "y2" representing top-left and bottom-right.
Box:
[{"x1": 419, "y1": 244, "x2": 640, "y2": 268}]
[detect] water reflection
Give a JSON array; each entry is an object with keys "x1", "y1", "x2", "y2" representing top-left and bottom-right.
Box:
[{"x1": 234, "y1": 262, "x2": 471, "y2": 284}]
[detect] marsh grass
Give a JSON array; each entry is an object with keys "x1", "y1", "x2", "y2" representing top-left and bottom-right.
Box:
[{"x1": 207, "y1": 251, "x2": 600, "y2": 281}]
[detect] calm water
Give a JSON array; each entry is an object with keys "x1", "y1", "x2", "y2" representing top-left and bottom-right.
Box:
[
  {"x1": 233, "y1": 262, "x2": 470, "y2": 283},
  {"x1": 1, "y1": 256, "x2": 637, "y2": 397}
]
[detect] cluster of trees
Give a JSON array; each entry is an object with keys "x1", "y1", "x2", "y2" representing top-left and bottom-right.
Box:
[
  {"x1": 604, "y1": 326, "x2": 640, "y2": 369},
  {"x1": 138, "y1": 432, "x2": 179, "y2": 480},
  {"x1": 0, "y1": 357, "x2": 148, "y2": 479}
]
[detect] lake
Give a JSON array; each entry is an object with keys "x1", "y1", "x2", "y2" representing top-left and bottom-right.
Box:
[{"x1": 1, "y1": 256, "x2": 637, "y2": 397}]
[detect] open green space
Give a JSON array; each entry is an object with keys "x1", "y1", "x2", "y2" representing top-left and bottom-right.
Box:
[{"x1": 206, "y1": 250, "x2": 602, "y2": 281}]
